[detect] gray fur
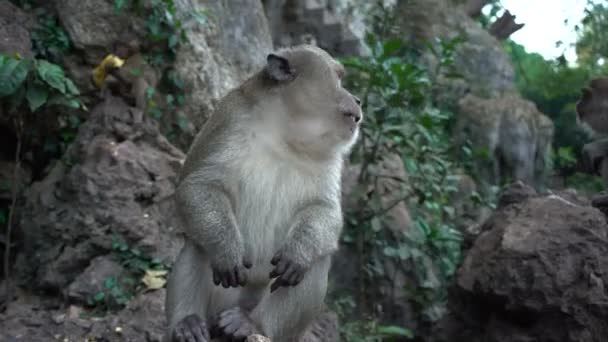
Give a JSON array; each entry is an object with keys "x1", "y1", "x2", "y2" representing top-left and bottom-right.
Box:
[{"x1": 165, "y1": 45, "x2": 362, "y2": 341}]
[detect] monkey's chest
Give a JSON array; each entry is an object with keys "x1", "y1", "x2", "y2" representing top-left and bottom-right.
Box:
[{"x1": 233, "y1": 159, "x2": 321, "y2": 268}]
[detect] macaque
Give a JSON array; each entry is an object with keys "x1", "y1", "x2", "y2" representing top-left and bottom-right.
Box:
[
  {"x1": 92, "y1": 39, "x2": 158, "y2": 112},
  {"x1": 165, "y1": 45, "x2": 362, "y2": 342},
  {"x1": 576, "y1": 77, "x2": 608, "y2": 186}
]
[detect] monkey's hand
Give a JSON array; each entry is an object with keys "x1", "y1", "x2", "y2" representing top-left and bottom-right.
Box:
[
  {"x1": 268, "y1": 248, "x2": 310, "y2": 292},
  {"x1": 211, "y1": 250, "x2": 252, "y2": 289}
]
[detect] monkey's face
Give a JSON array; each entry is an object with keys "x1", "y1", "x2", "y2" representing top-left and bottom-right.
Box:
[
  {"x1": 268, "y1": 46, "x2": 362, "y2": 158},
  {"x1": 576, "y1": 78, "x2": 608, "y2": 135}
]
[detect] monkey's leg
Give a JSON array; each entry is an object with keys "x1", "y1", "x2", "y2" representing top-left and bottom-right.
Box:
[
  {"x1": 166, "y1": 241, "x2": 241, "y2": 342},
  {"x1": 248, "y1": 256, "x2": 331, "y2": 341}
]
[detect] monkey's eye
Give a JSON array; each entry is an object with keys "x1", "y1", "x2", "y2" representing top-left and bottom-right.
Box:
[{"x1": 336, "y1": 68, "x2": 345, "y2": 80}]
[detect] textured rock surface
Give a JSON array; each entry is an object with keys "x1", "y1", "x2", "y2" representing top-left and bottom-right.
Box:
[
  {"x1": 396, "y1": 0, "x2": 515, "y2": 98},
  {"x1": 0, "y1": 289, "x2": 168, "y2": 341},
  {"x1": 53, "y1": 0, "x2": 145, "y2": 61},
  {"x1": 66, "y1": 255, "x2": 127, "y2": 305},
  {"x1": 434, "y1": 182, "x2": 608, "y2": 342},
  {"x1": 174, "y1": 0, "x2": 273, "y2": 130},
  {"x1": 0, "y1": 0, "x2": 35, "y2": 57},
  {"x1": 17, "y1": 96, "x2": 184, "y2": 291}
]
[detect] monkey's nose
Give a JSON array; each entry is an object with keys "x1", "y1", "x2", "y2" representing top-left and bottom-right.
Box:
[{"x1": 344, "y1": 111, "x2": 361, "y2": 123}]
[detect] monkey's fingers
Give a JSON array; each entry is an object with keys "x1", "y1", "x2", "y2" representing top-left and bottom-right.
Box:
[
  {"x1": 235, "y1": 266, "x2": 247, "y2": 286},
  {"x1": 271, "y1": 251, "x2": 282, "y2": 265},
  {"x1": 221, "y1": 270, "x2": 232, "y2": 288},
  {"x1": 212, "y1": 269, "x2": 221, "y2": 286},
  {"x1": 173, "y1": 326, "x2": 186, "y2": 342},
  {"x1": 281, "y1": 266, "x2": 300, "y2": 286},
  {"x1": 269, "y1": 259, "x2": 290, "y2": 278},
  {"x1": 270, "y1": 277, "x2": 290, "y2": 292}
]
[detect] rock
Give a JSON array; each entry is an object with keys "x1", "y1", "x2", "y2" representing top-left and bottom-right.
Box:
[
  {"x1": 434, "y1": 188, "x2": 608, "y2": 342},
  {"x1": 263, "y1": 0, "x2": 364, "y2": 56},
  {"x1": 0, "y1": 290, "x2": 167, "y2": 341},
  {"x1": 53, "y1": 0, "x2": 145, "y2": 62},
  {"x1": 18, "y1": 96, "x2": 184, "y2": 291},
  {"x1": 301, "y1": 311, "x2": 340, "y2": 342},
  {"x1": 248, "y1": 334, "x2": 272, "y2": 342},
  {"x1": 0, "y1": 160, "x2": 32, "y2": 201},
  {"x1": 396, "y1": 0, "x2": 515, "y2": 98},
  {"x1": 0, "y1": 1, "x2": 35, "y2": 57},
  {"x1": 67, "y1": 255, "x2": 126, "y2": 305},
  {"x1": 496, "y1": 180, "x2": 537, "y2": 209},
  {"x1": 173, "y1": 0, "x2": 273, "y2": 134}
]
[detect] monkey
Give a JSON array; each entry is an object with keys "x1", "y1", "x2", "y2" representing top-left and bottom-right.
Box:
[
  {"x1": 164, "y1": 45, "x2": 362, "y2": 342},
  {"x1": 576, "y1": 77, "x2": 608, "y2": 186},
  {"x1": 576, "y1": 77, "x2": 608, "y2": 209},
  {"x1": 92, "y1": 39, "x2": 159, "y2": 113}
]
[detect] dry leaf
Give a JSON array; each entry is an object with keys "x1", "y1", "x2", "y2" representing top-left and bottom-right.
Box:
[{"x1": 142, "y1": 269, "x2": 168, "y2": 290}]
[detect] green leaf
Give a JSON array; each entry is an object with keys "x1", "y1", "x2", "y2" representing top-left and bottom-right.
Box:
[
  {"x1": 26, "y1": 83, "x2": 49, "y2": 111},
  {"x1": 36, "y1": 60, "x2": 66, "y2": 93},
  {"x1": 64, "y1": 78, "x2": 80, "y2": 95},
  {"x1": 93, "y1": 292, "x2": 106, "y2": 302},
  {"x1": 381, "y1": 39, "x2": 403, "y2": 58},
  {"x1": 376, "y1": 325, "x2": 414, "y2": 338},
  {"x1": 0, "y1": 56, "x2": 30, "y2": 97},
  {"x1": 168, "y1": 34, "x2": 179, "y2": 49},
  {"x1": 114, "y1": 0, "x2": 127, "y2": 12},
  {"x1": 104, "y1": 277, "x2": 117, "y2": 289}
]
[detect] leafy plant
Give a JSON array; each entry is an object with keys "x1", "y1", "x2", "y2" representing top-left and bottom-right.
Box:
[
  {"x1": 111, "y1": 234, "x2": 168, "y2": 275},
  {"x1": 339, "y1": 27, "x2": 464, "y2": 330},
  {"x1": 88, "y1": 276, "x2": 137, "y2": 311},
  {"x1": 113, "y1": 0, "x2": 206, "y2": 133},
  {"x1": 87, "y1": 234, "x2": 169, "y2": 312},
  {"x1": 0, "y1": 54, "x2": 82, "y2": 113},
  {"x1": 30, "y1": 9, "x2": 72, "y2": 61}
]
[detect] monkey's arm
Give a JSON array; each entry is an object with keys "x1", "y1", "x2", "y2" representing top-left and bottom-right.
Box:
[
  {"x1": 269, "y1": 200, "x2": 342, "y2": 291},
  {"x1": 175, "y1": 174, "x2": 251, "y2": 288}
]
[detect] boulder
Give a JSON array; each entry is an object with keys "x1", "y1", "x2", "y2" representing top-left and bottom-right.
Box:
[
  {"x1": 0, "y1": 0, "x2": 35, "y2": 57},
  {"x1": 434, "y1": 182, "x2": 608, "y2": 342},
  {"x1": 66, "y1": 255, "x2": 127, "y2": 306},
  {"x1": 53, "y1": 0, "x2": 145, "y2": 61},
  {"x1": 17, "y1": 96, "x2": 184, "y2": 291},
  {"x1": 174, "y1": 0, "x2": 273, "y2": 131}
]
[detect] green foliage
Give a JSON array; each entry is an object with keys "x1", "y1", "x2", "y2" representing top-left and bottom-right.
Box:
[
  {"x1": 506, "y1": 40, "x2": 591, "y2": 173},
  {"x1": 111, "y1": 234, "x2": 167, "y2": 274},
  {"x1": 9, "y1": 1, "x2": 72, "y2": 61},
  {"x1": 553, "y1": 146, "x2": 578, "y2": 170},
  {"x1": 88, "y1": 234, "x2": 169, "y2": 312},
  {"x1": 340, "y1": 321, "x2": 414, "y2": 342},
  {"x1": 87, "y1": 275, "x2": 137, "y2": 311},
  {"x1": 0, "y1": 208, "x2": 7, "y2": 226},
  {"x1": 31, "y1": 9, "x2": 72, "y2": 61},
  {"x1": 113, "y1": 0, "x2": 205, "y2": 132},
  {"x1": 340, "y1": 28, "x2": 464, "y2": 330},
  {"x1": 564, "y1": 172, "x2": 604, "y2": 194},
  {"x1": 576, "y1": 1, "x2": 608, "y2": 70},
  {"x1": 0, "y1": 54, "x2": 82, "y2": 113}
]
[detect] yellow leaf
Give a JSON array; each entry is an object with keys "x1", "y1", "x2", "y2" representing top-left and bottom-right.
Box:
[{"x1": 142, "y1": 269, "x2": 168, "y2": 290}]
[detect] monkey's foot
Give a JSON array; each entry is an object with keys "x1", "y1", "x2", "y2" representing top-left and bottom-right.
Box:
[
  {"x1": 172, "y1": 314, "x2": 210, "y2": 342},
  {"x1": 217, "y1": 307, "x2": 261, "y2": 341}
]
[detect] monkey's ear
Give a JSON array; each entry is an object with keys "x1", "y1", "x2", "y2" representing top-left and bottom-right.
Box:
[{"x1": 266, "y1": 54, "x2": 296, "y2": 82}]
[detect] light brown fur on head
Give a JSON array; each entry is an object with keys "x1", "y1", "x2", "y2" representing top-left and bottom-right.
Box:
[{"x1": 576, "y1": 77, "x2": 608, "y2": 136}]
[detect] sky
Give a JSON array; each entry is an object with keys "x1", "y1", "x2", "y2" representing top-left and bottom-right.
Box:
[{"x1": 492, "y1": 0, "x2": 588, "y2": 61}]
